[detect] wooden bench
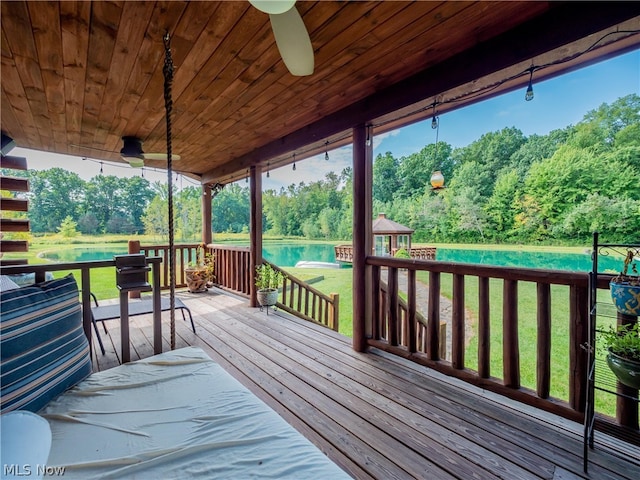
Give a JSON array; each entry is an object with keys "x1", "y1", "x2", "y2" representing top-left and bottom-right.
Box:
[{"x1": 92, "y1": 297, "x2": 195, "y2": 355}]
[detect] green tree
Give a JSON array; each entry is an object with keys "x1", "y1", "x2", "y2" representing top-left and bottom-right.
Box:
[
  {"x1": 373, "y1": 152, "x2": 400, "y2": 203},
  {"x1": 28, "y1": 168, "x2": 85, "y2": 232},
  {"x1": 58, "y1": 215, "x2": 79, "y2": 237}
]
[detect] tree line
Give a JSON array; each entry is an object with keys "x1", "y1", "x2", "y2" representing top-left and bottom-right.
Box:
[{"x1": 3, "y1": 94, "x2": 638, "y2": 244}]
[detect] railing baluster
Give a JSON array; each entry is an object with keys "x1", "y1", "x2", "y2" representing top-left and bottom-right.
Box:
[
  {"x1": 388, "y1": 267, "x2": 399, "y2": 346},
  {"x1": 427, "y1": 271, "x2": 441, "y2": 361},
  {"x1": 452, "y1": 273, "x2": 465, "y2": 369},
  {"x1": 503, "y1": 279, "x2": 520, "y2": 388},
  {"x1": 478, "y1": 276, "x2": 490, "y2": 378},
  {"x1": 371, "y1": 265, "x2": 381, "y2": 340},
  {"x1": 537, "y1": 282, "x2": 551, "y2": 398},
  {"x1": 407, "y1": 269, "x2": 417, "y2": 353}
]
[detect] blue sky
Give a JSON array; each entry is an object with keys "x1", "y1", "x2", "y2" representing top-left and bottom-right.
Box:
[{"x1": 16, "y1": 49, "x2": 639, "y2": 190}]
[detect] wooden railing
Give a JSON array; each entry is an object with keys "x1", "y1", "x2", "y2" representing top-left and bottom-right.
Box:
[
  {"x1": 135, "y1": 242, "x2": 338, "y2": 331},
  {"x1": 379, "y1": 280, "x2": 446, "y2": 359},
  {"x1": 366, "y1": 256, "x2": 638, "y2": 432},
  {"x1": 208, "y1": 244, "x2": 252, "y2": 296},
  {"x1": 135, "y1": 242, "x2": 200, "y2": 289},
  {"x1": 0, "y1": 258, "x2": 162, "y2": 357},
  {"x1": 335, "y1": 244, "x2": 436, "y2": 263},
  {"x1": 266, "y1": 260, "x2": 340, "y2": 331}
]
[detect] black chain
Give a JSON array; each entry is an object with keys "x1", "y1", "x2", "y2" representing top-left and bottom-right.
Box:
[{"x1": 163, "y1": 32, "x2": 176, "y2": 350}]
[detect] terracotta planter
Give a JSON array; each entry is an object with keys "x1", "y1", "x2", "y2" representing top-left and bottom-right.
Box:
[
  {"x1": 257, "y1": 288, "x2": 278, "y2": 307},
  {"x1": 185, "y1": 267, "x2": 210, "y2": 293},
  {"x1": 607, "y1": 350, "x2": 640, "y2": 389},
  {"x1": 610, "y1": 281, "x2": 640, "y2": 316}
]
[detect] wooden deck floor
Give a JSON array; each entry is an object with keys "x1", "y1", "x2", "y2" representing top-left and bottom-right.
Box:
[{"x1": 90, "y1": 289, "x2": 640, "y2": 480}]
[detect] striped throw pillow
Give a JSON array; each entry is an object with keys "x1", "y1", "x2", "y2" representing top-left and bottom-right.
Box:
[{"x1": 1, "y1": 274, "x2": 92, "y2": 413}]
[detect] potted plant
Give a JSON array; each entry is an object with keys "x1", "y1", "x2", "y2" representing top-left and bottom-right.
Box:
[
  {"x1": 255, "y1": 263, "x2": 286, "y2": 308},
  {"x1": 600, "y1": 322, "x2": 640, "y2": 389},
  {"x1": 185, "y1": 244, "x2": 215, "y2": 293},
  {"x1": 610, "y1": 250, "x2": 640, "y2": 316}
]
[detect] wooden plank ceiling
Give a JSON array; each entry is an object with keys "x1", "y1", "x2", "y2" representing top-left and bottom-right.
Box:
[{"x1": 1, "y1": 1, "x2": 639, "y2": 185}]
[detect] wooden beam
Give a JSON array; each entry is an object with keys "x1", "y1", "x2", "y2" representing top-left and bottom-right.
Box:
[
  {"x1": 0, "y1": 176, "x2": 29, "y2": 192},
  {"x1": 0, "y1": 198, "x2": 28, "y2": 212},
  {"x1": 201, "y1": 3, "x2": 640, "y2": 183},
  {"x1": 0, "y1": 240, "x2": 28, "y2": 252},
  {"x1": 0, "y1": 155, "x2": 27, "y2": 170},
  {"x1": 0, "y1": 218, "x2": 30, "y2": 232}
]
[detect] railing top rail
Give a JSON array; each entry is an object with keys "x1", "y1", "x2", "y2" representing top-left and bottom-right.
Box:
[
  {"x1": 264, "y1": 260, "x2": 337, "y2": 305},
  {"x1": 140, "y1": 244, "x2": 200, "y2": 249},
  {"x1": 0, "y1": 257, "x2": 162, "y2": 275},
  {"x1": 367, "y1": 255, "x2": 588, "y2": 286},
  {"x1": 208, "y1": 244, "x2": 251, "y2": 252}
]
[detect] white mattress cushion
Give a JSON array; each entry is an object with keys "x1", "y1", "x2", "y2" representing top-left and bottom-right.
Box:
[{"x1": 41, "y1": 347, "x2": 350, "y2": 479}]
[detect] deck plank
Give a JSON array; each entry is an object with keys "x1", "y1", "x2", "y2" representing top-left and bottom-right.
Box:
[{"x1": 92, "y1": 290, "x2": 640, "y2": 480}]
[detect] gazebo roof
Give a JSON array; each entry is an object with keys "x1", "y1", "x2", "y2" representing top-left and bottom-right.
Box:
[{"x1": 372, "y1": 214, "x2": 414, "y2": 235}]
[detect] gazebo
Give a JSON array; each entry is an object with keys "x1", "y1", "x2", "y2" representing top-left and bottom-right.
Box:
[
  {"x1": 373, "y1": 213, "x2": 414, "y2": 257},
  {"x1": 335, "y1": 213, "x2": 436, "y2": 263}
]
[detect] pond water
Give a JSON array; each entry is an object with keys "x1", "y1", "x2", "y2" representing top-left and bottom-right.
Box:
[{"x1": 42, "y1": 244, "x2": 629, "y2": 273}]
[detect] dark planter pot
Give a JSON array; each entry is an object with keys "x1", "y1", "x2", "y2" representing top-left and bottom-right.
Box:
[
  {"x1": 607, "y1": 350, "x2": 640, "y2": 390},
  {"x1": 610, "y1": 281, "x2": 640, "y2": 316},
  {"x1": 257, "y1": 288, "x2": 278, "y2": 307}
]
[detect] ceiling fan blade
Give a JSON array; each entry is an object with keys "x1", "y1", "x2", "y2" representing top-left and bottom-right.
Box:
[
  {"x1": 143, "y1": 153, "x2": 182, "y2": 161},
  {"x1": 269, "y1": 7, "x2": 314, "y2": 76},
  {"x1": 249, "y1": 0, "x2": 295, "y2": 15}
]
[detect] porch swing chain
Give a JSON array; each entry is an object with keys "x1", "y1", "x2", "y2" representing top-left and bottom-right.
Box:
[{"x1": 163, "y1": 31, "x2": 176, "y2": 350}]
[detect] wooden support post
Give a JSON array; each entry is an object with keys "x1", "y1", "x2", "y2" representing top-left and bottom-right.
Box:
[
  {"x1": 352, "y1": 124, "x2": 372, "y2": 352},
  {"x1": 202, "y1": 184, "x2": 212, "y2": 245},
  {"x1": 329, "y1": 293, "x2": 339, "y2": 332},
  {"x1": 249, "y1": 166, "x2": 262, "y2": 307}
]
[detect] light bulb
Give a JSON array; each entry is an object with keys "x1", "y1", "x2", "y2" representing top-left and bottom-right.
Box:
[
  {"x1": 525, "y1": 68, "x2": 534, "y2": 101},
  {"x1": 431, "y1": 115, "x2": 438, "y2": 129}
]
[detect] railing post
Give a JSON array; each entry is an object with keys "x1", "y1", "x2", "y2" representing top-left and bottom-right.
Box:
[
  {"x1": 249, "y1": 166, "x2": 262, "y2": 307},
  {"x1": 388, "y1": 267, "x2": 399, "y2": 346},
  {"x1": 329, "y1": 293, "x2": 339, "y2": 332},
  {"x1": 616, "y1": 311, "x2": 639, "y2": 429},
  {"x1": 128, "y1": 240, "x2": 141, "y2": 299},
  {"x1": 569, "y1": 284, "x2": 588, "y2": 412}
]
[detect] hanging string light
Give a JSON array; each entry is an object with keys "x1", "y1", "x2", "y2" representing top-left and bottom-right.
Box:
[
  {"x1": 431, "y1": 102, "x2": 438, "y2": 129},
  {"x1": 141, "y1": 167, "x2": 145, "y2": 178},
  {"x1": 430, "y1": 112, "x2": 445, "y2": 190},
  {"x1": 99, "y1": 160, "x2": 103, "y2": 175},
  {"x1": 266, "y1": 162, "x2": 270, "y2": 178},
  {"x1": 292, "y1": 153, "x2": 296, "y2": 171},
  {"x1": 525, "y1": 66, "x2": 535, "y2": 101},
  {"x1": 324, "y1": 141, "x2": 329, "y2": 161},
  {"x1": 246, "y1": 168, "x2": 249, "y2": 183}
]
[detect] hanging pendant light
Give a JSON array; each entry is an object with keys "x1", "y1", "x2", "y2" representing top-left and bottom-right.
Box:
[{"x1": 430, "y1": 171, "x2": 445, "y2": 189}]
